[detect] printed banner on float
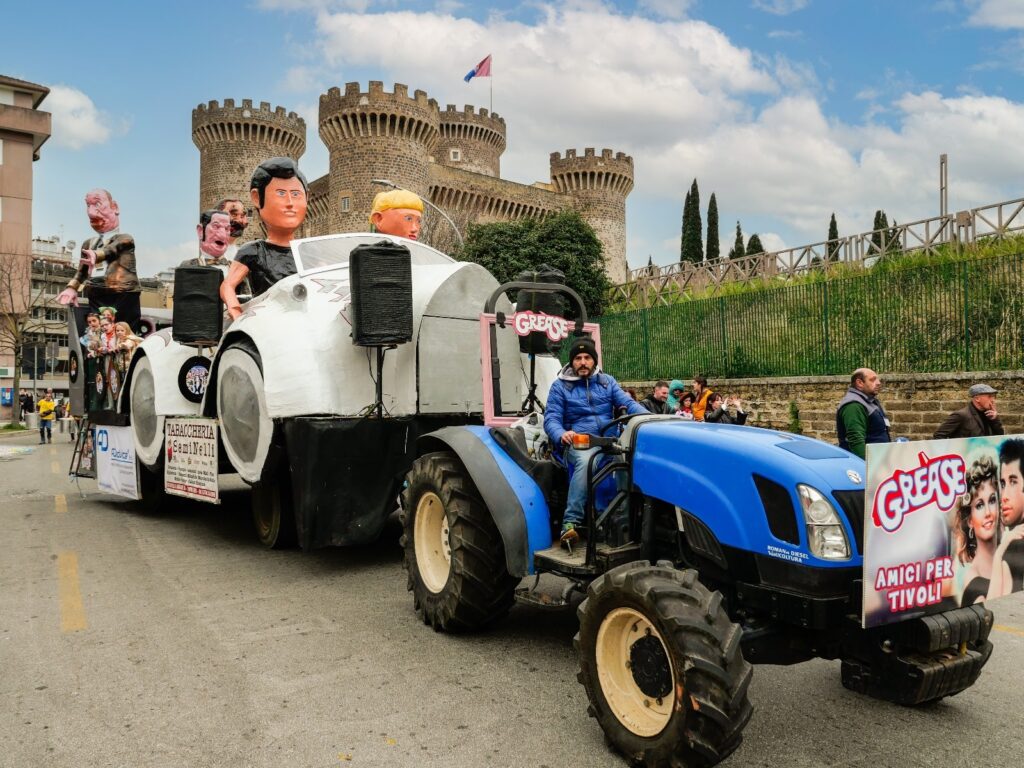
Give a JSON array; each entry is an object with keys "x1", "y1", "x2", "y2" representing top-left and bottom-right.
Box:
[
  {"x1": 863, "y1": 434, "x2": 1024, "y2": 628},
  {"x1": 95, "y1": 425, "x2": 139, "y2": 500},
  {"x1": 164, "y1": 418, "x2": 219, "y2": 503}
]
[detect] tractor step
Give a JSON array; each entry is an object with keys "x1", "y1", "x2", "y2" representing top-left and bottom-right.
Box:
[
  {"x1": 534, "y1": 541, "x2": 645, "y2": 578},
  {"x1": 513, "y1": 586, "x2": 572, "y2": 610}
]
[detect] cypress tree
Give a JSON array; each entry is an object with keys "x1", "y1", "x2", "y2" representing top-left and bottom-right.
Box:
[
  {"x1": 680, "y1": 190, "x2": 691, "y2": 262},
  {"x1": 746, "y1": 233, "x2": 765, "y2": 255},
  {"x1": 870, "y1": 210, "x2": 884, "y2": 255},
  {"x1": 687, "y1": 179, "x2": 703, "y2": 263},
  {"x1": 727, "y1": 221, "x2": 745, "y2": 259},
  {"x1": 706, "y1": 193, "x2": 720, "y2": 261},
  {"x1": 827, "y1": 213, "x2": 839, "y2": 261}
]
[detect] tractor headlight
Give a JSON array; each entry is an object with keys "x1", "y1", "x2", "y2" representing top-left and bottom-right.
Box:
[{"x1": 797, "y1": 484, "x2": 850, "y2": 560}]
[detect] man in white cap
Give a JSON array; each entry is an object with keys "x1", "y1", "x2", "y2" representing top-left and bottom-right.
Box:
[{"x1": 933, "y1": 383, "x2": 1003, "y2": 439}]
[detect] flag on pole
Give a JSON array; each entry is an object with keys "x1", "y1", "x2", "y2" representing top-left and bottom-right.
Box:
[{"x1": 463, "y1": 54, "x2": 492, "y2": 82}]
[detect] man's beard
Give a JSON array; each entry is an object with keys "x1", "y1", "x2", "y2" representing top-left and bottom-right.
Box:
[{"x1": 229, "y1": 221, "x2": 245, "y2": 238}]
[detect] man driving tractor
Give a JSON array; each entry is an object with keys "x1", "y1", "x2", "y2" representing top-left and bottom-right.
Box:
[{"x1": 543, "y1": 336, "x2": 647, "y2": 547}]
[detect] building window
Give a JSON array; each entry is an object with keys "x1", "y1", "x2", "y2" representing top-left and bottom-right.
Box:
[
  {"x1": 449, "y1": 148, "x2": 461, "y2": 162},
  {"x1": 341, "y1": 196, "x2": 350, "y2": 213},
  {"x1": 0, "y1": 138, "x2": 4, "y2": 165},
  {"x1": 0, "y1": 87, "x2": 12, "y2": 106}
]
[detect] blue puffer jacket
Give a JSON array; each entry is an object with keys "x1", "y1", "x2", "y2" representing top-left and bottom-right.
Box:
[{"x1": 544, "y1": 365, "x2": 648, "y2": 443}]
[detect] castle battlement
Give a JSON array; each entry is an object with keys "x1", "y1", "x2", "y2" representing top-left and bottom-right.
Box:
[
  {"x1": 321, "y1": 81, "x2": 439, "y2": 113},
  {"x1": 549, "y1": 147, "x2": 634, "y2": 195},
  {"x1": 192, "y1": 99, "x2": 306, "y2": 157}
]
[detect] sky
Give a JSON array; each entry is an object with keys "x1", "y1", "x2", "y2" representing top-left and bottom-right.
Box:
[{"x1": 5, "y1": 0, "x2": 1024, "y2": 277}]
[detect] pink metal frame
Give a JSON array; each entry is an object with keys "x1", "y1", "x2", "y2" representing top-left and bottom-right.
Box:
[{"x1": 479, "y1": 312, "x2": 602, "y2": 427}]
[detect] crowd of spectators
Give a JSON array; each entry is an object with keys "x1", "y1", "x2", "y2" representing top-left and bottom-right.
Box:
[{"x1": 630, "y1": 377, "x2": 747, "y2": 425}]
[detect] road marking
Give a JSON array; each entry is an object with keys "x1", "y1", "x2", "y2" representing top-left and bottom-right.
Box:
[
  {"x1": 54, "y1": 494, "x2": 67, "y2": 514},
  {"x1": 57, "y1": 551, "x2": 88, "y2": 633},
  {"x1": 993, "y1": 624, "x2": 1024, "y2": 637},
  {"x1": 51, "y1": 461, "x2": 60, "y2": 474}
]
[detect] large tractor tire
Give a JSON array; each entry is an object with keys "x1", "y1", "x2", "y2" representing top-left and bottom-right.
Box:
[
  {"x1": 576, "y1": 561, "x2": 753, "y2": 768},
  {"x1": 135, "y1": 459, "x2": 166, "y2": 515},
  {"x1": 252, "y1": 472, "x2": 297, "y2": 549},
  {"x1": 216, "y1": 342, "x2": 274, "y2": 485},
  {"x1": 129, "y1": 354, "x2": 165, "y2": 470},
  {"x1": 400, "y1": 451, "x2": 518, "y2": 632}
]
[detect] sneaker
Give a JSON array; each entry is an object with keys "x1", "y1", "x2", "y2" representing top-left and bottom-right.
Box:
[{"x1": 559, "y1": 522, "x2": 579, "y2": 548}]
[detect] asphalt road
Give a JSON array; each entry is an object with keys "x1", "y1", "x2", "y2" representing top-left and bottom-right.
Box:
[{"x1": 1, "y1": 430, "x2": 1022, "y2": 768}]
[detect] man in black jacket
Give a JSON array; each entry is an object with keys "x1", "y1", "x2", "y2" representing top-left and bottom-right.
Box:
[
  {"x1": 933, "y1": 383, "x2": 1003, "y2": 439},
  {"x1": 639, "y1": 380, "x2": 671, "y2": 414}
]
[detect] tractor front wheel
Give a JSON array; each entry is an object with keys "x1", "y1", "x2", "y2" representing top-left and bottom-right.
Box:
[
  {"x1": 576, "y1": 561, "x2": 753, "y2": 768},
  {"x1": 400, "y1": 451, "x2": 518, "y2": 632}
]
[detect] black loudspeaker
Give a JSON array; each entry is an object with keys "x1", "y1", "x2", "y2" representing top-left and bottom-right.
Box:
[
  {"x1": 172, "y1": 267, "x2": 224, "y2": 346},
  {"x1": 515, "y1": 264, "x2": 566, "y2": 354},
  {"x1": 349, "y1": 240, "x2": 413, "y2": 346}
]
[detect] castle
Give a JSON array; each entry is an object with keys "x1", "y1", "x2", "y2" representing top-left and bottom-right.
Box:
[{"x1": 191, "y1": 82, "x2": 634, "y2": 283}]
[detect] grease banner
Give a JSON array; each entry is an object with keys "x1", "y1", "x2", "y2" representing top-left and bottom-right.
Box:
[
  {"x1": 864, "y1": 434, "x2": 1024, "y2": 628},
  {"x1": 164, "y1": 418, "x2": 219, "y2": 503}
]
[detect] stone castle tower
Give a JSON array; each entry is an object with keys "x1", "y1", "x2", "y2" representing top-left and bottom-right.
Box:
[{"x1": 192, "y1": 82, "x2": 633, "y2": 283}]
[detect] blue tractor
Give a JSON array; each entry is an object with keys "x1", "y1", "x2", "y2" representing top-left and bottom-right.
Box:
[{"x1": 399, "y1": 282, "x2": 994, "y2": 767}]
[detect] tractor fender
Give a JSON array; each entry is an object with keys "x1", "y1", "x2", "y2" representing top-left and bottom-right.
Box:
[{"x1": 418, "y1": 425, "x2": 553, "y2": 577}]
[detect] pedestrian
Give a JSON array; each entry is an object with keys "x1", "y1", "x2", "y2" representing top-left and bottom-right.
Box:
[
  {"x1": 692, "y1": 375, "x2": 715, "y2": 421},
  {"x1": 933, "y1": 383, "x2": 1003, "y2": 439},
  {"x1": 704, "y1": 393, "x2": 748, "y2": 425},
  {"x1": 38, "y1": 389, "x2": 56, "y2": 444},
  {"x1": 675, "y1": 392, "x2": 695, "y2": 419},
  {"x1": 23, "y1": 391, "x2": 34, "y2": 422},
  {"x1": 639, "y1": 380, "x2": 672, "y2": 414},
  {"x1": 836, "y1": 368, "x2": 891, "y2": 459},
  {"x1": 18, "y1": 390, "x2": 28, "y2": 421},
  {"x1": 666, "y1": 379, "x2": 687, "y2": 411}
]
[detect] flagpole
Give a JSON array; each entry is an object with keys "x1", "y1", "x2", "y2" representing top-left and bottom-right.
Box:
[{"x1": 490, "y1": 72, "x2": 493, "y2": 113}]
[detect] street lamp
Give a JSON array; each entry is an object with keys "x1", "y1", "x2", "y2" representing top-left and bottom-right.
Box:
[{"x1": 370, "y1": 179, "x2": 464, "y2": 247}]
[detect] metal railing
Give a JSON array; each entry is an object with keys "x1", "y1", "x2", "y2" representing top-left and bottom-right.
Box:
[
  {"x1": 597, "y1": 250, "x2": 1024, "y2": 380},
  {"x1": 612, "y1": 196, "x2": 1024, "y2": 309}
]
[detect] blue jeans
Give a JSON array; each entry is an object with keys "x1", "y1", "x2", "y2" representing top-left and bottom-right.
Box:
[
  {"x1": 564, "y1": 446, "x2": 601, "y2": 528},
  {"x1": 40, "y1": 420, "x2": 52, "y2": 443}
]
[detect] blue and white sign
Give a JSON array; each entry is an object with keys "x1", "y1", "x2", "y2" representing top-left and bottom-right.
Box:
[{"x1": 95, "y1": 425, "x2": 139, "y2": 500}]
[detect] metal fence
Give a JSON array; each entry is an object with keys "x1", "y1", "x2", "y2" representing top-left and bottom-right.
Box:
[
  {"x1": 611, "y1": 196, "x2": 1024, "y2": 309},
  {"x1": 597, "y1": 251, "x2": 1024, "y2": 381}
]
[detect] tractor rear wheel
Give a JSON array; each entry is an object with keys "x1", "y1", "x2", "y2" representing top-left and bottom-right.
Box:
[
  {"x1": 576, "y1": 561, "x2": 753, "y2": 768},
  {"x1": 400, "y1": 451, "x2": 518, "y2": 632}
]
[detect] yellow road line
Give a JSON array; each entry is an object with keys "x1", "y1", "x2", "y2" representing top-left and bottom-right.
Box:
[
  {"x1": 54, "y1": 494, "x2": 67, "y2": 514},
  {"x1": 993, "y1": 623, "x2": 1024, "y2": 637},
  {"x1": 57, "y1": 551, "x2": 87, "y2": 633}
]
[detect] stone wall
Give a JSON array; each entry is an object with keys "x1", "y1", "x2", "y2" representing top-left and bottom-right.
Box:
[{"x1": 623, "y1": 370, "x2": 1024, "y2": 442}]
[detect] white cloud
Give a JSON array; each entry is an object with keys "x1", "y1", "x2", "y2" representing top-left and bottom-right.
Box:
[
  {"x1": 752, "y1": 0, "x2": 809, "y2": 16},
  {"x1": 767, "y1": 29, "x2": 802, "y2": 39},
  {"x1": 45, "y1": 85, "x2": 127, "y2": 150},
  {"x1": 966, "y1": 0, "x2": 1024, "y2": 29}
]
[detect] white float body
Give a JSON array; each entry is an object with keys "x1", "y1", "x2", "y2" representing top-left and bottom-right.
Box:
[{"x1": 129, "y1": 233, "x2": 560, "y2": 424}]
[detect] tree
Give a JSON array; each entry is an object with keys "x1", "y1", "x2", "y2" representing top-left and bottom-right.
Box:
[
  {"x1": 454, "y1": 210, "x2": 610, "y2": 316},
  {"x1": 706, "y1": 193, "x2": 720, "y2": 262},
  {"x1": 0, "y1": 247, "x2": 47, "y2": 425},
  {"x1": 869, "y1": 210, "x2": 889, "y2": 256},
  {"x1": 681, "y1": 179, "x2": 703, "y2": 264},
  {"x1": 680, "y1": 188, "x2": 691, "y2": 262},
  {"x1": 827, "y1": 213, "x2": 840, "y2": 262},
  {"x1": 727, "y1": 221, "x2": 745, "y2": 259},
  {"x1": 746, "y1": 233, "x2": 765, "y2": 256}
]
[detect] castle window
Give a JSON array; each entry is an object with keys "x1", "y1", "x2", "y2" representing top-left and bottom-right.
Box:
[
  {"x1": 341, "y1": 196, "x2": 351, "y2": 213},
  {"x1": 449, "y1": 148, "x2": 461, "y2": 162}
]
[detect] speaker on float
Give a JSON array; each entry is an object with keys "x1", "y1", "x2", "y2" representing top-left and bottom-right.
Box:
[
  {"x1": 514, "y1": 264, "x2": 566, "y2": 355},
  {"x1": 349, "y1": 240, "x2": 413, "y2": 346},
  {"x1": 172, "y1": 266, "x2": 224, "y2": 346}
]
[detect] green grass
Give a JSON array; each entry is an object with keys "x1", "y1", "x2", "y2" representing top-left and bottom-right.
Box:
[{"x1": 2, "y1": 423, "x2": 28, "y2": 431}]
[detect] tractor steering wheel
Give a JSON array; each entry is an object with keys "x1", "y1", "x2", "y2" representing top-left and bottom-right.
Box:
[{"x1": 599, "y1": 412, "x2": 644, "y2": 437}]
